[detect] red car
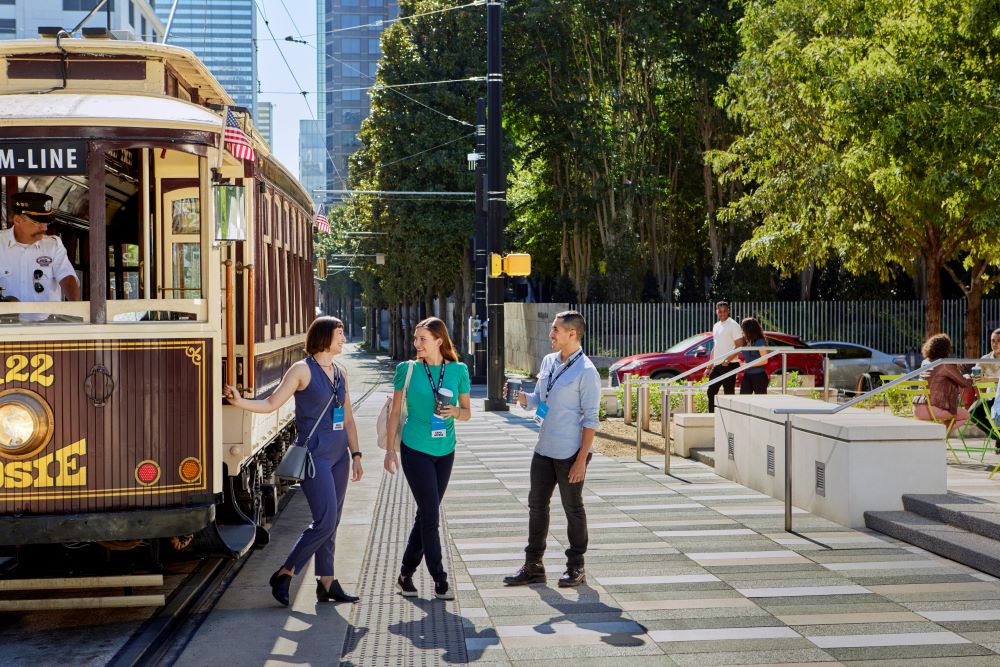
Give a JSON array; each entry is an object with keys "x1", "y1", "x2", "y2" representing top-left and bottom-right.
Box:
[{"x1": 609, "y1": 331, "x2": 826, "y2": 387}]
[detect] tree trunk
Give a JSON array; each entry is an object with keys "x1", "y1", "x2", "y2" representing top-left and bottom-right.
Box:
[
  {"x1": 924, "y1": 256, "x2": 943, "y2": 337},
  {"x1": 966, "y1": 276, "x2": 983, "y2": 358},
  {"x1": 800, "y1": 264, "x2": 815, "y2": 301},
  {"x1": 402, "y1": 301, "x2": 413, "y2": 359},
  {"x1": 388, "y1": 305, "x2": 398, "y2": 359}
]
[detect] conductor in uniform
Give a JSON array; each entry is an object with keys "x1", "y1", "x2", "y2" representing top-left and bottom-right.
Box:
[{"x1": 0, "y1": 193, "x2": 80, "y2": 310}]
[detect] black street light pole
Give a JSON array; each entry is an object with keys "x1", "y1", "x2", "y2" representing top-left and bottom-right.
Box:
[
  {"x1": 485, "y1": 0, "x2": 507, "y2": 411},
  {"x1": 472, "y1": 97, "x2": 488, "y2": 384}
]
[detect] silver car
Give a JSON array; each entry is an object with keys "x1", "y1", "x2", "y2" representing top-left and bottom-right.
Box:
[{"x1": 808, "y1": 341, "x2": 909, "y2": 392}]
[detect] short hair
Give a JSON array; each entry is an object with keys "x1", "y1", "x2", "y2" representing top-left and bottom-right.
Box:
[
  {"x1": 305, "y1": 316, "x2": 344, "y2": 355},
  {"x1": 740, "y1": 317, "x2": 764, "y2": 343},
  {"x1": 555, "y1": 310, "x2": 586, "y2": 340},
  {"x1": 991, "y1": 328, "x2": 1000, "y2": 339},
  {"x1": 716, "y1": 301, "x2": 730, "y2": 310},
  {"x1": 921, "y1": 333, "x2": 953, "y2": 361}
]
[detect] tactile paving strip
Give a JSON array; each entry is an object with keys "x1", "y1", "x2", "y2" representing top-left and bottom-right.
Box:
[{"x1": 340, "y1": 469, "x2": 468, "y2": 666}]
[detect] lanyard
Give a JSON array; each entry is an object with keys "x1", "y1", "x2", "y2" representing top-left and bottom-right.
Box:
[
  {"x1": 423, "y1": 360, "x2": 446, "y2": 394},
  {"x1": 546, "y1": 350, "x2": 583, "y2": 394},
  {"x1": 314, "y1": 357, "x2": 341, "y2": 408}
]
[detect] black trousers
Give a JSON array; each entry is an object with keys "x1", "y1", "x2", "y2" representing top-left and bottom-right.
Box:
[
  {"x1": 400, "y1": 443, "x2": 455, "y2": 582},
  {"x1": 970, "y1": 398, "x2": 997, "y2": 440},
  {"x1": 707, "y1": 364, "x2": 737, "y2": 412},
  {"x1": 740, "y1": 372, "x2": 769, "y2": 395},
  {"x1": 525, "y1": 451, "x2": 592, "y2": 569}
]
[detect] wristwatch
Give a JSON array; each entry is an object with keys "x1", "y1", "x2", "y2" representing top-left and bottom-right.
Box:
[{"x1": 351, "y1": 451, "x2": 363, "y2": 459}]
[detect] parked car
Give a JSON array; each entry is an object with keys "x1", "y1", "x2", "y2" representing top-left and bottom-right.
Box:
[
  {"x1": 609, "y1": 331, "x2": 826, "y2": 387},
  {"x1": 807, "y1": 341, "x2": 908, "y2": 392}
]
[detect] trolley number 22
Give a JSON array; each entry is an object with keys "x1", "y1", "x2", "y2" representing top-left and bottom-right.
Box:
[{"x1": 1, "y1": 354, "x2": 55, "y2": 387}]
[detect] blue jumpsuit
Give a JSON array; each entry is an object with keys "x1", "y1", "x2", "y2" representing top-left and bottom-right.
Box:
[{"x1": 282, "y1": 357, "x2": 351, "y2": 577}]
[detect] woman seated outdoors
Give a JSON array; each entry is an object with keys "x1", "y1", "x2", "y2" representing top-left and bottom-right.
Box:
[{"x1": 914, "y1": 333, "x2": 971, "y2": 432}]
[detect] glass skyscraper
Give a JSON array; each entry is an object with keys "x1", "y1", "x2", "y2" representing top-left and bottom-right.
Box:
[
  {"x1": 320, "y1": 0, "x2": 397, "y2": 198},
  {"x1": 156, "y1": 0, "x2": 257, "y2": 112}
]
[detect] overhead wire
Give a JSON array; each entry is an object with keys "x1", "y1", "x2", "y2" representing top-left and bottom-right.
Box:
[{"x1": 259, "y1": 76, "x2": 486, "y2": 95}]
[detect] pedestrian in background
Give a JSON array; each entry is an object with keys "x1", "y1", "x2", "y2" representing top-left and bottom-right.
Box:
[
  {"x1": 738, "y1": 317, "x2": 770, "y2": 395},
  {"x1": 384, "y1": 317, "x2": 471, "y2": 601},
  {"x1": 504, "y1": 311, "x2": 601, "y2": 589},
  {"x1": 707, "y1": 301, "x2": 744, "y2": 412},
  {"x1": 226, "y1": 316, "x2": 364, "y2": 606}
]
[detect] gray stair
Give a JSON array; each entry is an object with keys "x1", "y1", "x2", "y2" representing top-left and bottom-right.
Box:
[
  {"x1": 690, "y1": 447, "x2": 715, "y2": 467},
  {"x1": 865, "y1": 492, "x2": 1000, "y2": 578}
]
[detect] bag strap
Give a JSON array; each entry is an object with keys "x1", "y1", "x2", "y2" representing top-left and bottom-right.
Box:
[
  {"x1": 300, "y1": 386, "x2": 338, "y2": 448},
  {"x1": 402, "y1": 360, "x2": 414, "y2": 396}
]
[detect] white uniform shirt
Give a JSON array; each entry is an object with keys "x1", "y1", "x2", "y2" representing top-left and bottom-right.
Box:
[
  {"x1": 0, "y1": 227, "x2": 77, "y2": 304},
  {"x1": 712, "y1": 317, "x2": 743, "y2": 365}
]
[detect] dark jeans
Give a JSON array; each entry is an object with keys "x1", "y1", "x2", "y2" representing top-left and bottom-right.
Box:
[
  {"x1": 707, "y1": 364, "x2": 737, "y2": 412},
  {"x1": 526, "y1": 451, "x2": 592, "y2": 569},
  {"x1": 400, "y1": 443, "x2": 454, "y2": 582},
  {"x1": 740, "y1": 372, "x2": 769, "y2": 395}
]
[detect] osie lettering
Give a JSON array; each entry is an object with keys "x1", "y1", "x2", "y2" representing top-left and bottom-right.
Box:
[{"x1": 0, "y1": 439, "x2": 86, "y2": 489}]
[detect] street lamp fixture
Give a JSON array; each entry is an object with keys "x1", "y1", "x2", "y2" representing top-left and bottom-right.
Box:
[{"x1": 467, "y1": 152, "x2": 481, "y2": 171}]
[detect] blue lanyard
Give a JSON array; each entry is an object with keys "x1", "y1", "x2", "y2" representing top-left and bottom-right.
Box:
[
  {"x1": 546, "y1": 351, "x2": 583, "y2": 394},
  {"x1": 423, "y1": 361, "x2": 446, "y2": 394}
]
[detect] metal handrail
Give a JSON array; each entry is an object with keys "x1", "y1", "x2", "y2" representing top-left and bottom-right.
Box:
[
  {"x1": 772, "y1": 358, "x2": 1000, "y2": 532},
  {"x1": 626, "y1": 348, "x2": 837, "y2": 474}
]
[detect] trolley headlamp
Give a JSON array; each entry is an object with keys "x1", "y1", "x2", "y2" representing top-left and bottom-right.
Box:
[{"x1": 0, "y1": 389, "x2": 54, "y2": 459}]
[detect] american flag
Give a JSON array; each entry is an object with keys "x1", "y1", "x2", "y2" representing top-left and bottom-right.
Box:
[
  {"x1": 224, "y1": 109, "x2": 255, "y2": 162},
  {"x1": 315, "y1": 208, "x2": 330, "y2": 233}
]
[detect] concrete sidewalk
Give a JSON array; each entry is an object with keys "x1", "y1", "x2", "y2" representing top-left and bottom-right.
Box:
[{"x1": 178, "y1": 351, "x2": 1000, "y2": 666}]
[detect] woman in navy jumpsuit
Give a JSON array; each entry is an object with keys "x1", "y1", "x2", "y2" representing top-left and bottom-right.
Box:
[{"x1": 225, "y1": 316, "x2": 364, "y2": 606}]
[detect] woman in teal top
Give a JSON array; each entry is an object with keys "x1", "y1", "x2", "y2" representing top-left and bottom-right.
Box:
[{"x1": 384, "y1": 317, "x2": 471, "y2": 600}]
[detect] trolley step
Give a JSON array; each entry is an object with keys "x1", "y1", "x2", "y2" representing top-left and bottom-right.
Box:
[{"x1": 0, "y1": 574, "x2": 165, "y2": 612}]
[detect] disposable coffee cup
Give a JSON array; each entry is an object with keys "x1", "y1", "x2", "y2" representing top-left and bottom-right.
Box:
[
  {"x1": 436, "y1": 388, "x2": 454, "y2": 414},
  {"x1": 506, "y1": 380, "x2": 522, "y2": 405},
  {"x1": 972, "y1": 366, "x2": 983, "y2": 378}
]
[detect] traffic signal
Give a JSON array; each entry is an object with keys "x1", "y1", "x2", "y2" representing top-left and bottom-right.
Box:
[
  {"x1": 316, "y1": 257, "x2": 327, "y2": 279},
  {"x1": 488, "y1": 253, "x2": 532, "y2": 278}
]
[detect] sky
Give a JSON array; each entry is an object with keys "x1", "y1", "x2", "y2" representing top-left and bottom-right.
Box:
[{"x1": 254, "y1": 0, "x2": 318, "y2": 180}]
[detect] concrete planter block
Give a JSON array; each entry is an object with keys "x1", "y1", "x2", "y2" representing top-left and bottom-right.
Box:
[
  {"x1": 601, "y1": 388, "x2": 621, "y2": 418},
  {"x1": 673, "y1": 413, "x2": 714, "y2": 457},
  {"x1": 714, "y1": 395, "x2": 947, "y2": 528}
]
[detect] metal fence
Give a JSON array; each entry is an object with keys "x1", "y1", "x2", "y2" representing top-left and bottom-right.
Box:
[{"x1": 571, "y1": 300, "x2": 1000, "y2": 358}]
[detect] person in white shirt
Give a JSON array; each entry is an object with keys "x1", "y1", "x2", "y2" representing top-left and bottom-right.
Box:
[
  {"x1": 707, "y1": 301, "x2": 744, "y2": 412},
  {"x1": 0, "y1": 193, "x2": 80, "y2": 314}
]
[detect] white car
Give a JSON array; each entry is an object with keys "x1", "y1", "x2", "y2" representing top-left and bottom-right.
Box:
[{"x1": 808, "y1": 341, "x2": 909, "y2": 391}]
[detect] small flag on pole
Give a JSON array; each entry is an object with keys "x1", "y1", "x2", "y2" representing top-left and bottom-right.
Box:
[
  {"x1": 315, "y1": 208, "x2": 330, "y2": 233},
  {"x1": 224, "y1": 109, "x2": 256, "y2": 162}
]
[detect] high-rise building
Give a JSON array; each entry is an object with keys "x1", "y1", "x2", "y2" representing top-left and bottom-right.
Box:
[
  {"x1": 0, "y1": 0, "x2": 164, "y2": 42},
  {"x1": 256, "y1": 101, "x2": 273, "y2": 147},
  {"x1": 320, "y1": 0, "x2": 397, "y2": 199},
  {"x1": 156, "y1": 0, "x2": 257, "y2": 112},
  {"x1": 299, "y1": 119, "x2": 326, "y2": 207}
]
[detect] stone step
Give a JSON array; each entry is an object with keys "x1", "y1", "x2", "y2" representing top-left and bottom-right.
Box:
[
  {"x1": 864, "y1": 510, "x2": 1000, "y2": 578},
  {"x1": 690, "y1": 447, "x2": 715, "y2": 467},
  {"x1": 903, "y1": 493, "x2": 1000, "y2": 541}
]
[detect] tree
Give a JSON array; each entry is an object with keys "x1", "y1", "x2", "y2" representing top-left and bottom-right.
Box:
[{"x1": 716, "y1": 0, "x2": 1000, "y2": 348}]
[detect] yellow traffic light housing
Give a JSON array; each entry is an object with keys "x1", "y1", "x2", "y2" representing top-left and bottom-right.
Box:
[
  {"x1": 490, "y1": 253, "x2": 503, "y2": 278},
  {"x1": 503, "y1": 253, "x2": 531, "y2": 277},
  {"x1": 316, "y1": 257, "x2": 328, "y2": 280},
  {"x1": 488, "y1": 253, "x2": 532, "y2": 278}
]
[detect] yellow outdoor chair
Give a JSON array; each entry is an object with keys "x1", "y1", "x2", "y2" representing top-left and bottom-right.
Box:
[
  {"x1": 957, "y1": 381, "x2": 999, "y2": 464},
  {"x1": 895, "y1": 378, "x2": 963, "y2": 464}
]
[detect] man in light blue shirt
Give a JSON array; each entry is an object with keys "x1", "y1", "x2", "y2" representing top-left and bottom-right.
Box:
[{"x1": 503, "y1": 311, "x2": 602, "y2": 588}]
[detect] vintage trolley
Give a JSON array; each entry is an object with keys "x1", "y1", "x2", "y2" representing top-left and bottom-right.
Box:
[{"x1": 0, "y1": 36, "x2": 315, "y2": 558}]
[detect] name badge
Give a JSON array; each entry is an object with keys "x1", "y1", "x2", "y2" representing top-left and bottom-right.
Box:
[
  {"x1": 534, "y1": 402, "x2": 549, "y2": 426},
  {"x1": 332, "y1": 407, "x2": 345, "y2": 431},
  {"x1": 430, "y1": 414, "x2": 447, "y2": 439}
]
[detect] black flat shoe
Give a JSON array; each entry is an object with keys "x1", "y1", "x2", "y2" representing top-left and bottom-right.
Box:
[
  {"x1": 317, "y1": 579, "x2": 360, "y2": 603},
  {"x1": 269, "y1": 570, "x2": 292, "y2": 606}
]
